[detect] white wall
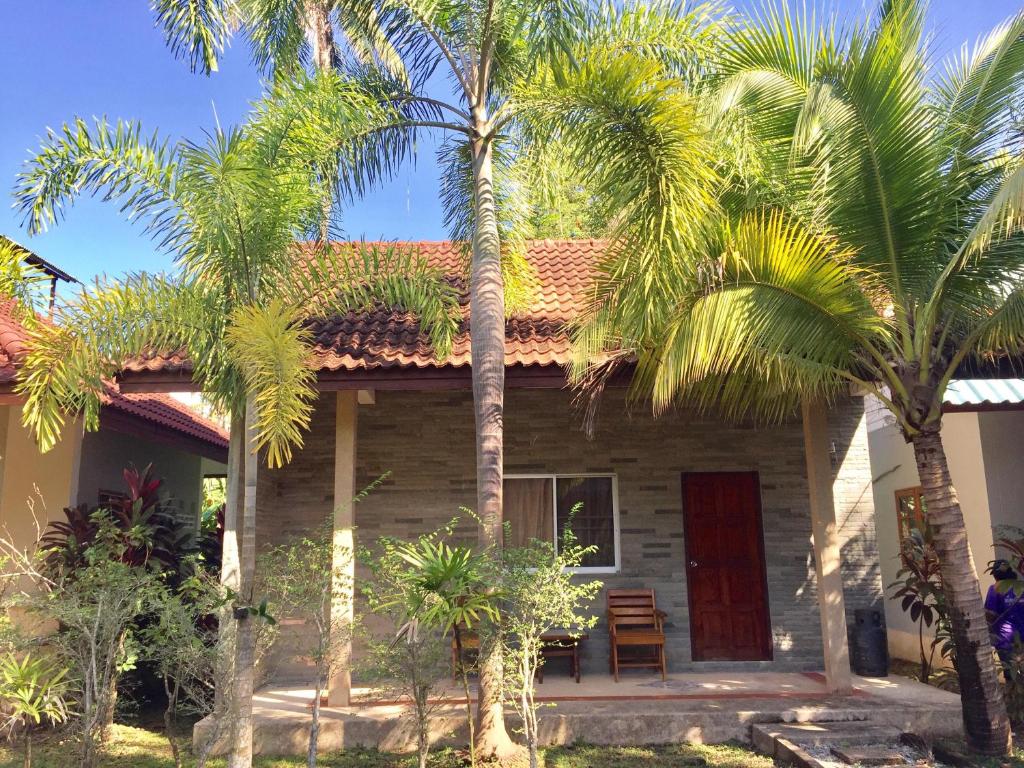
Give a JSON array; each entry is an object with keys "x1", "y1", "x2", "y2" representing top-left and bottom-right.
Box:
[
  {"x1": 868, "y1": 410, "x2": 994, "y2": 662},
  {"x1": 979, "y1": 411, "x2": 1024, "y2": 537}
]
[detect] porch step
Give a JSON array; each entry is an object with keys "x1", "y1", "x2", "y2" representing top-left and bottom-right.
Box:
[{"x1": 752, "y1": 722, "x2": 903, "y2": 767}]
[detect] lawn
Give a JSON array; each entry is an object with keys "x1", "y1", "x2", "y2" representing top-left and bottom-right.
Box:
[{"x1": 0, "y1": 725, "x2": 776, "y2": 768}]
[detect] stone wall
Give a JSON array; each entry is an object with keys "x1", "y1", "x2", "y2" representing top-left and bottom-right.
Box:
[{"x1": 257, "y1": 387, "x2": 882, "y2": 677}]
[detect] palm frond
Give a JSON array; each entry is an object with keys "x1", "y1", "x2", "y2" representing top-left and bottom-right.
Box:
[
  {"x1": 575, "y1": 211, "x2": 888, "y2": 420},
  {"x1": 13, "y1": 118, "x2": 181, "y2": 242},
  {"x1": 934, "y1": 9, "x2": 1024, "y2": 172},
  {"x1": 284, "y1": 242, "x2": 461, "y2": 360},
  {"x1": 152, "y1": 0, "x2": 238, "y2": 75},
  {"x1": 238, "y1": 0, "x2": 310, "y2": 79},
  {"x1": 240, "y1": 0, "x2": 407, "y2": 83},
  {"x1": 649, "y1": 211, "x2": 884, "y2": 411},
  {"x1": 15, "y1": 275, "x2": 215, "y2": 452},
  {"x1": 521, "y1": 49, "x2": 718, "y2": 344},
  {"x1": 580, "y1": 0, "x2": 723, "y2": 83},
  {"x1": 961, "y1": 161, "x2": 1024, "y2": 257},
  {"x1": 225, "y1": 299, "x2": 317, "y2": 468},
  {"x1": 953, "y1": 277, "x2": 1024, "y2": 370},
  {"x1": 251, "y1": 67, "x2": 445, "y2": 211}
]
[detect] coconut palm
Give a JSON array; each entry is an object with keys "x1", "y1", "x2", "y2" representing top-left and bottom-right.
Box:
[
  {"x1": 12, "y1": 102, "x2": 460, "y2": 767},
  {"x1": 152, "y1": 0, "x2": 725, "y2": 753},
  {"x1": 573, "y1": 0, "x2": 1024, "y2": 755}
]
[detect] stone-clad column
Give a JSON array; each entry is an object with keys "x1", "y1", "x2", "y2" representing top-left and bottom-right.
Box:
[
  {"x1": 328, "y1": 391, "x2": 358, "y2": 706},
  {"x1": 802, "y1": 397, "x2": 854, "y2": 694}
]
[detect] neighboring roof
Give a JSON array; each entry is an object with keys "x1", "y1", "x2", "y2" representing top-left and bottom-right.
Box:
[
  {"x1": 126, "y1": 239, "x2": 601, "y2": 378},
  {"x1": 100, "y1": 389, "x2": 228, "y2": 450},
  {"x1": 1, "y1": 236, "x2": 78, "y2": 284},
  {"x1": 0, "y1": 301, "x2": 227, "y2": 450},
  {"x1": 944, "y1": 379, "x2": 1024, "y2": 410},
  {"x1": 0, "y1": 302, "x2": 29, "y2": 384}
]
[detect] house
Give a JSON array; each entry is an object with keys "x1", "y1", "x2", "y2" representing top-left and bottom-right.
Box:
[
  {"x1": 867, "y1": 380, "x2": 1024, "y2": 664},
  {"x1": 120, "y1": 239, "x2": 885, "y2": 705},
  {"x1": 0, "y1": 234, "x2": 79, "y2": 311},
  {"x1": 0, "y1": 301, "x2": 228, "y2": 556}
]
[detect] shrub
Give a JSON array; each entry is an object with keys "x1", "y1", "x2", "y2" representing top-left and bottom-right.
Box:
[
  {"x1": 887, "y1": 526, "x2": 953, "y2": 683},
  {"x1": 39, "y1": 464, "x2": 196, "y2": 575},
  {"x1": 382, "y1": 520, "x2": 499, "y2": 768},
  {"x1": 263, "y1": 523, "x2": 353, "y2": 768},
  {"x1": 361, "y1": 530, "x2": 456, "y2": 768},
  {"x1": 144, "y1": 564, "x2": 231, "y2": 768},
  {"x1": 500, "y1": 526, "x2": 602, "y2": 768},
  {"x1": 0, "y1": 652, "x2": 70, "y2": 768},
  {"x1": 2, "y1": 518, "x2": 163, "y2": 768}
]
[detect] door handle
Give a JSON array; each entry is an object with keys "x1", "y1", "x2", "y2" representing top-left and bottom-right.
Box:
[{"x1": 689, "y1": 560, "x2": 698, "y2": 568}]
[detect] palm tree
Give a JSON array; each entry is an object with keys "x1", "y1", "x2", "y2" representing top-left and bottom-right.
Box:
[
  {"x1": 573, "y1": 0, "x2": 1024, "y2": 755},
  {"x1": 153, "y1": 0, "x2": 725, "y2": 753},
  {"x1": 12, "y1": 104, "x2": 460, "y2": 767}
]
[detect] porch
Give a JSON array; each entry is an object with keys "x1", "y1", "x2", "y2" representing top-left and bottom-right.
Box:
[
  {"x1": 193, "y1": 672, "x2": 963, "y2": 756},
  {"x1": 252, "y1": 384, "x2": 880, "y2": 706}
]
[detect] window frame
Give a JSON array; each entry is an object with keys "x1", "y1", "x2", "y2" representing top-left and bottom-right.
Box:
[
  {"x1": 894, "y1": 485, "x2": 926, "y2": 541},
  {"x1": 504, "y1": 472, "x2": 621, "y2": 575}
]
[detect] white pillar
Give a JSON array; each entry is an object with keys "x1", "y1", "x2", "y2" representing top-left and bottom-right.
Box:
[
  {"x1": 801, "y1": 397, "x2": 854, "y2": 694},
  {"x1": 328, "y1": 391, "x2": 357, "y2": 706}
]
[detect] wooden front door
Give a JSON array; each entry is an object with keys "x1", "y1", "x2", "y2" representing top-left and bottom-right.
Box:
[{"x1": 682, "y1": 471, "x2": 772, "y2": 661}]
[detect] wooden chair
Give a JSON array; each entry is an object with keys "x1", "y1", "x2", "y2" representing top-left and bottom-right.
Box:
[{"x1": 607, "y1": 588, "x2": 667, "y2": 682}]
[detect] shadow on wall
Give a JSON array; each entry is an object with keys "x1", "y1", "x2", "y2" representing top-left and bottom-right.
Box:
[{"x1": 797, "y1": 398, "x2": 886, "y2": 654}]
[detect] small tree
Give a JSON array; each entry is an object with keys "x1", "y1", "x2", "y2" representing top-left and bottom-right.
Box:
[
  {"x1": 263, "y1": 524, "x2": 353, "y2": 768},
  {"x1": 500, "y1": 528, "x2": 602, "y2": 768},
  {"x1": 0, "y1": 519, "x2": 162, "y2": 768},
  {"x1": 0, "y1": 653, "x2": 70, "y2": 768},
  {"x1": 361, "y1": 537, "x2": 453, "y2": 768},
  {"x1": 144, "y1": 563, "x2": 232, "y2": 768},
  {"x1": 391, "y1": 525, "x2": 500, "y2": 768}
]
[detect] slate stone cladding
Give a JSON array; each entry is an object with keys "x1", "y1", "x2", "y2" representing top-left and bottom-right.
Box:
[{"x1": 259, "y1": 387, "x2": 882, "y2": 676}]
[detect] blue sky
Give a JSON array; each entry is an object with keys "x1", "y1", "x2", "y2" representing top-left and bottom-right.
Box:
[{"x1": 0, "y1": 0, "x2": 1019, "y2": 285}]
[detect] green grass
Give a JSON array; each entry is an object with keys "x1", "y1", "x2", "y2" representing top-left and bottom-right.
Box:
[{"x1": 0, "y1": 725, "x2": 775, "y2": 767}]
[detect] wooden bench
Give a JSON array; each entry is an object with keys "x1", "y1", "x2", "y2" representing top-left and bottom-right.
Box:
[{"x1": 607, "y1": 588, "x2": 667, "y2": 681}]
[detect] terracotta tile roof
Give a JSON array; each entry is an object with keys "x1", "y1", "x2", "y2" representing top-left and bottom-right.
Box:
[
  {"x1": 100, "y1": 390, "x2": 228, "y2": 449},
  {"x1": 0, "y1": 301, "x2": 227, "y2": 448},
  {"x1": 0, "y1": 301, "x2": 29, "y2": 384},
  {"x1": 126, "y1": 239, "x2": 602, "y2": 376}
]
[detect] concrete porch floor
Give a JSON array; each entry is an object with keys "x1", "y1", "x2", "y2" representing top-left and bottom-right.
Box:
[{"x1": 194, "y1": 672, "x2": 964, "y2": 757}]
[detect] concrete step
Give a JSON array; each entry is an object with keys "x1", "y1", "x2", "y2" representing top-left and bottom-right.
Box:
[{"x1": 752, "y1": 722, "x2": 904, "y2": 764}]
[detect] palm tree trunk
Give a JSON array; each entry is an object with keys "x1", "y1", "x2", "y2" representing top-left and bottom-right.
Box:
[
  {"x1": 911, "y1": 427, "x2": 1011, "y2": 755},
  {"x1": 304, "y1": 0, "x2": 337, "y2": 73},
  {"x1": 469, "y1": 130, "x2": 516, "y2": 760},
  {"x1": 227, "y1": 399, "x2": 260, "y2": 768},
  {"x1": 219, "y1": 412, "x2": 246, "y2": 718}
]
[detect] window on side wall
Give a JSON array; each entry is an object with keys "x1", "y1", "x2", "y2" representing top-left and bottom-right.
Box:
[
  {"x1": 503, "y1": 474, "x2": 619, "y2": 573},
  {"x1": 895, "y1": 486, "x2": 927, "y2": 541}
]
